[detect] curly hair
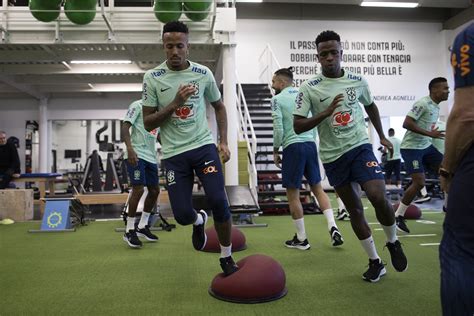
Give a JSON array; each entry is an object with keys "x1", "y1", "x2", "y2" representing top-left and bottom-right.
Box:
[
  {"x1": 315, "y1": 30, "x2": 341, "y2": 46},
  {"x1": 428, "y1": 77, "x2": 447, "y2": 91},
  {"x1": 163, "y1": 21, "x2": 189, "y2": 35}
]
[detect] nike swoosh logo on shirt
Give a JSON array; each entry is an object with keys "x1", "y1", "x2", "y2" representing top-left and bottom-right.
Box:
[
  {"x1": 320, "y1": 96, "x2": 330, "y2": 102},
  {"x1": 204, "y1": 160, "x2": 214, "y2": 165},
  {"x1": 375, "y1": 170, "x2": 382, "y2": 173},
  {"x1": 160, "y1": 87, "x2": 171, "y2": 92}
]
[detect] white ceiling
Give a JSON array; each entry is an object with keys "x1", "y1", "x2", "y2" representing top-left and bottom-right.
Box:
[
  {"x1": 0, "y1": 1, "x2": 472, "y2": 99},
  {"x1": 248, "y1": 0, "x2": 471, "y2": 8},
  {"x1": 0, "y1": 43, "x2": 223, "y2": 99}
]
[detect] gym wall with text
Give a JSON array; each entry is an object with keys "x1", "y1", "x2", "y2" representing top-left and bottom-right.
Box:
[{"x1": 235, "y1": 19, "x2": 453, "y2": 118}]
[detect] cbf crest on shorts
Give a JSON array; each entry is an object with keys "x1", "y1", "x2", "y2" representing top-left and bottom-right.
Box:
[
  {"x1": 134, "y1": 170, "x2": 141, "y2": 180},
  {"x1": 167, "y1": 169, "x2": 176, "y2": 185},
  {"x1": 345, "y1": 87, "x2": 356, "y2": 102},
  {"x1": 412, "y1": 160, "x2": 420, "y2": 169}
]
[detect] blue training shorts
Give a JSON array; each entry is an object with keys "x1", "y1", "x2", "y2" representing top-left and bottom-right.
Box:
[
  {"x1": 163, "y1": 144, "x2": 231, "y2": 224},
  {"x1": 126, "y1": 158, "x2": 159, "y2": 186},
  {"x1": 282, "y1": 141, "x2": 321, "y2": 188},
  {"x1": 400, "y1": 145, "x2": 443, "y2": 175},
  {"x1": 323, "y1": 143, "x2": 384, "y2": 188}
]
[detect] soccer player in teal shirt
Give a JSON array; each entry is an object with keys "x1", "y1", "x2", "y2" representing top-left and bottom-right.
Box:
[
  {"x1": 122, "y1": 100, "x2": 160, "y2": 248},
  {"x1": 141, "y1": 21, "x2": 237, "y2": 276},
  {"x1": 271, "y1": 67, "x2": 343, "y2": 249},
  {"x1": 294, "y1": 30, "x2": 407, "y2": 282},
  {"x1": 384, "y1": 128, "x2": 402, "y2": 187},
  {"x1": 395, "y1": 78, "x2": 449, "y2": 233}
]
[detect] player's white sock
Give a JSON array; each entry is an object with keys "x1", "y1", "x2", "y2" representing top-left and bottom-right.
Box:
[
  {"x1": 323, "y1": 208, "x2": 337, "y2": 231},
  {"x1": 293, "y1": 218, "x2": 306, "y2": 241},
  {"x1": 360, "y1": 236, "x2": 380, "y2": 261},
  {"x1": 381, "y1": 223, "x2": 398, "y2": 243},
  {"x1": 420, "y1": 186, "x2": 428, "y2": 196},
  {"x1": 337, "y1": 197, "x2": 345, "y2": 210},
  {"x1": 220, "y1": 244, "x2": 232, "y2": 258},
  {"x1": 193, "y1": 212, "x2": 203, "y2": 226},
  {"x1": 126, "y1": 217, "x2": 136, "y2": 232},
  {"x1": 395, "y1": 202, "x2": 409, "y2": 217},
  {"x1": 138, "y1": 211, "x2": 150, "y2": 229}
]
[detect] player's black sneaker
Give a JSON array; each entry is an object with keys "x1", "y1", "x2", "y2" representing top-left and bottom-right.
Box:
[
  {"x1": 336, "y1": 208, "x2": 350, "y2": 221},
  {"x1": 192, "y1": 210, "x2": 208, "y2": 250},
  {"x1": 285, "y1": 234, "x2": 310, "y2": 250},
  {"x1": 136, "y1": 225, "x2": 159, "y2": 242},
  {"x1": 123, "y1": 230, "x2": 142, "y2": 248},
  {"x1": 385, "y1": 240, "x2": 408, "y2": 272},
  {"x1": 219, "y1": 256, "x2": 239, "y2": 276},
  {"x1": 395, "y1": 215, "x2": 410, "y2": 233},
  {"x1": 330, "y1": 226, "x2": 344, "y2": 246},
  {"x1": 362, "y1": 258, "x2": 386, "y2": 283},
  {"x1": 414, "y1": 195, "x2": 431, "y2": 204}
]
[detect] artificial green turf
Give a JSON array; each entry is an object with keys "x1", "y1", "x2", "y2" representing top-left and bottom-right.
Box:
[{"x1": 0, "y1": 198, "x2": 444, "y2": 315}]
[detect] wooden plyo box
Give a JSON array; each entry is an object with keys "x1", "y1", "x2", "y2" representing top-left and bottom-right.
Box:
[{"x1": 0, "y1": 189, "x2": 34, "y2": 221}]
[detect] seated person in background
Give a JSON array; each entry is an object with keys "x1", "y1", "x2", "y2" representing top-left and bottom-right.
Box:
[
  {"x1": 88, "y1": 150, "x2": 104, "y2": 172},
  {"x1": 0, "y1": 130, "x2": 20, "y2": 189}
]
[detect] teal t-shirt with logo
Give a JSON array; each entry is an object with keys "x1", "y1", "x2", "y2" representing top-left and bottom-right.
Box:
[
  {"x1": 401, "y1": 96, "x2": 440, "y2": 150},
  {"x1": 272, "y1": 86, "x2": 315, "y2": 149},
  {"x1": 387, "y1": 136, "x2": 401, "y2": 160},
  {"x1": 431, "y1": 120, "x2": 446, "y2": 154},
  {"x1": 293, "y1": 71, "x2": 373, "y2": 163},
  {"x1": 123, "y1": 100, "x2": 158, "y2": 164},
  {"x1": 142, "y1": 61, "x2": 221, "y2": 159}
]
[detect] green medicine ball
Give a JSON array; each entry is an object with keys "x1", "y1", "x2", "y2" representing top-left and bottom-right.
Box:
[
  {"x1": 183, "y1": 0, "x2": 211, "y2": 22},
  {"x1": 65, "y1": 0, "x2": 97, "y2": 25},
  {"x1": 29, "y1": 0, "x2": 62, "y2": 23},
  {"x1": 154, "y1": 0, "x2": 182, "y2": 23}
]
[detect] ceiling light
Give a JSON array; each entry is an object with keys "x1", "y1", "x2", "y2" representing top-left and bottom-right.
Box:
[
  {"x1": 91, "y1": 84, "x2": 142, "y2": 92},
  {"x1": 70, "y1": 60, "x2": 132, "y2": 64},
  {"x1": 61, "y1": 61, "x2": 71, "y2": 70},
  {"x1": 360, "y1": 1, "x2": 418, "y2": 8}
]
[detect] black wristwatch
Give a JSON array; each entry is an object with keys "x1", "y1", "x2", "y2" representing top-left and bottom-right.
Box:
[{"x1": 439, "y1": 167, "x2": 451, "y2": 178}]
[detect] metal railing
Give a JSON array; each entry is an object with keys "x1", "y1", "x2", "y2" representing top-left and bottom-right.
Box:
[
  {"x1": 258, "y1": 43, "x2": 281, "y2": 95},
  {"x1": 0, "y1": 0, "x2": 221, "y2": 44},
  {"x1": 235, "y1": 71, "x2": 258, "y2": 197}
]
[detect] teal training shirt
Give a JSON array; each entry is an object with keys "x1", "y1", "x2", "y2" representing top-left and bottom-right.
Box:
[
  {"x1": 431, "y1": 120, "x2": 446, "y2": 154},
  {"x1": 142, "y1": 61, "x2": 221, "y2": 159},
  {"x1": 123, "y1": 100, "x2": 158, "y2": 164},
  {"x1": 387, "y1": 136, "x2": 401, "y2": 160},
  {"x1": 272, "y1": 86, "x2": 315, "y2": 150},
  {"x1": 294, "y1": 70, "x2": 373, "y2": 163},
  {"x1": 401, "y1": 96, "x2": 440, "y2": 150}
]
